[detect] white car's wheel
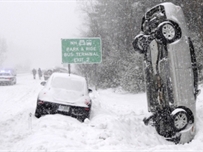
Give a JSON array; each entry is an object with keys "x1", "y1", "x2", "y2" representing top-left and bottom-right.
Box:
[{"x1": 171, "y1": 108, "x2": 188, "y2": 132}]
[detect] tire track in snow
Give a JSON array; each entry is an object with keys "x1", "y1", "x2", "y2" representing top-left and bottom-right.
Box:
[{"x1": 0, "y1": 74, "x2": 43, "y2": 150}]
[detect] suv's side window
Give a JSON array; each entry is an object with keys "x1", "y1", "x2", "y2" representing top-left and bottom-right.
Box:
[{"x1": 188, "y1": 37, "x2": 198, "y2": 96}]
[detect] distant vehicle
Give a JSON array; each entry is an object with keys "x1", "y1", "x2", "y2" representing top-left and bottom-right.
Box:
[
  {"x1": 53, "y1": 67, "x2": 68, "y2": 73},
  {"x1": 132, "y1": 2, "x2": 198, "y2": 144},
  {"x1": 43, "y1": 67, "x2": 68, "y2": 80},
  {"x1": 43, "y1": 69, "x2": 52, "y2": 80},
  {"x1": 0, "y1": 68, "x2": 17, "y2": 85},
  {"x1": 34, "y1": 73, "x2": 92, "y2": 122}
]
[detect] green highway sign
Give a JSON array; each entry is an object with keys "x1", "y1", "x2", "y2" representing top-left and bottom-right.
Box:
[{"x1": 61, "y1": 38, "x2": 102, "y2": 64}]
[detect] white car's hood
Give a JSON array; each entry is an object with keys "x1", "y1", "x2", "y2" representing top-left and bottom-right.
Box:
[{"x1": 38, "y1": 88, "x2": 90, "y2": 107}]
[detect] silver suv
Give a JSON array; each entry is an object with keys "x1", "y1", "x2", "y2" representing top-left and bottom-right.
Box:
[{"x1": 132, "y1": 2, "x2": 199, "y2": 144}]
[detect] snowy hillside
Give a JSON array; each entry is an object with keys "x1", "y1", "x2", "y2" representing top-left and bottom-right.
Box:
[{"x1": 1, "y1": 73, "x2": 203, "y2": 151}]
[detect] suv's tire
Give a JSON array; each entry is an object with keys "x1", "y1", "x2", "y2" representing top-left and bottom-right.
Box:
[
  {"x1": 171, "y1": 108, "x2": 189, "y2": 132},
  {"x1": 177, "y1": 106, "x2": 194, "y2": 124},
  {"x1": 132, "y1": 34, "x2": 148, "y2": 53},
  {"x1": 156, "y1": 20, "x2": 181, "y2": 44}
]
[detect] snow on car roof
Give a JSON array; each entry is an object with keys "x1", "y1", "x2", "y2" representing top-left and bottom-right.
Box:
[
  {"x1": 49, "y1": 72, "x2": 87, "y2": 92},
  {"x1": 51, "y1": 72, "x2": 86, "y2": 81}
]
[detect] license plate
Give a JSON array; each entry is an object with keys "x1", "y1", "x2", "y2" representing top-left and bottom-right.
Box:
[{"x1": 58, "y1": 105, "x2": 70, "y2": 112}]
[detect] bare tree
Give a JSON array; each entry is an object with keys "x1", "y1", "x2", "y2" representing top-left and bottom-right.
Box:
[{"x1": 0, "y1": 38, "x2": 7, "y2": 66}]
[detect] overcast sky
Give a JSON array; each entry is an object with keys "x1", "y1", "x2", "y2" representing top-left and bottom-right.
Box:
[{"x1": 0, "y1": 0, "x2": 84, "y2": 70}]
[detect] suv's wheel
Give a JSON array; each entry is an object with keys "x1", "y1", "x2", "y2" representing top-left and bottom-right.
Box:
[
  {"x1": 171, "y1": 108, "x2": 188, "y2": 132},
  {"x1": 156, "y1": 20, "x2": 181, "y2": 44},
  {"x1": 132, "y1": 34, "x2": 148, "y2": 53}
]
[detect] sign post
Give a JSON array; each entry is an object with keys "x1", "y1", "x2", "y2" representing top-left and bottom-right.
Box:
[{"x1": 61, "y1": 38, "x2": 102, "y2": 64}]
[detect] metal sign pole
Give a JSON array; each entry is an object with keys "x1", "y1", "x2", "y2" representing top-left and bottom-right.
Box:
[
  {"x1": 68, "y1": 64, "x2": 71, "y2": 76},
  {"x1": 95, "y1": 64, "x2": 97, "y2": 91}
]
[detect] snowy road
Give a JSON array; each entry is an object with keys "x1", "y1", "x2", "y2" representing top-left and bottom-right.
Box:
[{"x1": 1, "y1": 73, "x2": 203, "y2": 151}]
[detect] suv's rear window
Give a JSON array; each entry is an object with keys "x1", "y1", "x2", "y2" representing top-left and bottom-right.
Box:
[{"x1": 146, "y1": 5, "x2": 165, "y2": 19}]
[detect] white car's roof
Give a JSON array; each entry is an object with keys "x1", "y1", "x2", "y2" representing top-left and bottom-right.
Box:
[{"x1": 50, "y1": 72, "x2": 86, "y2": 81}]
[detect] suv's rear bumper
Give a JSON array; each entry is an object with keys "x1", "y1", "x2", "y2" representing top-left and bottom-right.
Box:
[{"x1": 166, "y1": 123, "x2": 195, "y2": 144}]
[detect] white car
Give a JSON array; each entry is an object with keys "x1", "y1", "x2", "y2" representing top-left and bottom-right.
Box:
[
  {"x1": 0, "y1": 69, "x2": 17, "y2": 85},
  {"x1": 35, "y1": 73, "x2": 92, "y2": 122},
  {"x1": 132, "y1": 2, "x2": 199, "y2": 144}
]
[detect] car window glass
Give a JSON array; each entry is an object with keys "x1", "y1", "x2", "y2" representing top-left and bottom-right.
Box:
[
  {"x1": 51, "y1": 77, "x2": 85, "y2": 92},
  {"x1": 0, "y1": 73, "x2": 11, "y2": 76}
]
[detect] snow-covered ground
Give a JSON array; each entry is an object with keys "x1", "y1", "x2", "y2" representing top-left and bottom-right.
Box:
[{"x1": 1, "y1": 73, "x2": 203, "y2": 151}]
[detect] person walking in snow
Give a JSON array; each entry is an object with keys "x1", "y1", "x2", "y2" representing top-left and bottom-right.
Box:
[
  {"x1": 38, "y1": 68, "x2": 42, "y2": 80},
  {"x1": 32, "y1": 68, "x2": 37, "y2": 79}
]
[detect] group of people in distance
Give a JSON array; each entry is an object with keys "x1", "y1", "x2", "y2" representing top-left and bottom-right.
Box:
[{"x1": 32, "y1": 68, "x2": 42, "y2": 79}]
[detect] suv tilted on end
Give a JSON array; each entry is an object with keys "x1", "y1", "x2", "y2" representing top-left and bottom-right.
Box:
[{"x1": 132, "y1": 2, "x2": 199, "y2": 144}]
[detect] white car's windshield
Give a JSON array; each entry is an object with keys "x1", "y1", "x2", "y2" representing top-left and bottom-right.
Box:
[{"x1": 51, "y1": 77, "x2": 85, "y2": 92}]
